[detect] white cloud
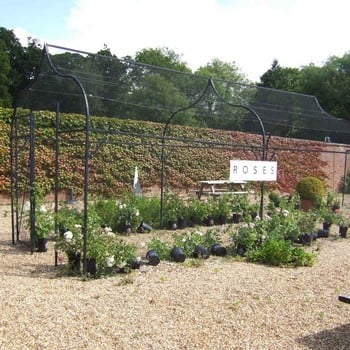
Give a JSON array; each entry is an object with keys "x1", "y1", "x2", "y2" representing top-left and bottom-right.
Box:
[
  {"x1": 55, "y1": 0, "x2": 350, "y2": 81},
  {"x1": 13, "y1": 27, "x2": 35, "y2": 47}
]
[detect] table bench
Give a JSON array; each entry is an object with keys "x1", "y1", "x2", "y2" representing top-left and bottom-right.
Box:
[{"x1": 196, "y1": 180, "x2": 247, "y2": 199}]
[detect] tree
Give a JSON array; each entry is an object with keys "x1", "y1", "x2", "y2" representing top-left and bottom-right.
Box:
[
  {"x1": 0, "y1": 41, "x2": 12, "y2": 107},
  {"x1": 300, "y1": 54, "x2": 350, "y2": 120},
  {"x1": 194, "y1": 59, "x2": 250, "y2": 130},
  {"x1": 259, "y1": 59, "x2": 301, "y2": 92},
  {"x1": 0, "y1": 27, "x2": 25, "y2": 105},
  {"x1": 134, "y1": 47, "x2": 191, "y2": 73}
]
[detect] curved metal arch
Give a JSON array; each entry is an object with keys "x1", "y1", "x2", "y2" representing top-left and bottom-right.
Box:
[
  {"x1": 159, "y1": 78, "x2": 268, "y2": 226},
  {"x1": 37, "y1": 44, "x2": 91, "y2": 274}
]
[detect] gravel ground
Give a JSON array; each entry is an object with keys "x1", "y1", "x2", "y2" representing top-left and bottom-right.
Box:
[{"x1": 1, "y1": 202, "x2": 350, "y2": 350}]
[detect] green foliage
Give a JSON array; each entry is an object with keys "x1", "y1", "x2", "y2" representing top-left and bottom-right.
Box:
[
  {"x1": 55, "y1": 204, "x2": 83, "y2": 233},
  {"x1": 163, "y1": 192, "x2": 186, "y2": 223},
  {"x1": 2, "y1": 105, "x2": 331, "y2": 196},
  {"x1": 297, "y1": 211, "x2": 318, "y2": 233},
  {"x1": 55, "y1": 224, "x2": 83, "y2": 256},
  {"x1": 296, "y1": 177, "x2": 325, "y2": 201},
  {"x1": 24, "y1": 187, "x2": 54, "y2": 239},
  {"x1": 247, "y1": 238, "x2": 315, "y2": 267},
  {"x1": 132, "y1": 195, "x2": 161, "y2": 229},
  {"x1": 173, "y1": 229, "x2": 220, "y2": 256},
  {"x1": 185, "y1": 197, "x2": 209, "y2": 225},
  {"x1": 147, "y1": 237, "x2": 171, "y2": 260},
  {"x1": 210, "y1": 194, "x2": 232, "y2": 220},
  {"x1": 86, "y1": 227, "x2": 137, "y2": 275}
]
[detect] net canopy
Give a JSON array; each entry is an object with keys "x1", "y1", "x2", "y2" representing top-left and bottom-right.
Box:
[{"x1": 16, "y1": 44, "x2": 350, "y2": 144}]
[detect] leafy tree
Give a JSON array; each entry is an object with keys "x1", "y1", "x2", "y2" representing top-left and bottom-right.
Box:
[
  {"x1": 134, "y1": 47, "x2": 191, "y2": 73},
  {"x1": 0, "y1": 27, "x2": 25, "y2": 105},
  {"x1": 0, "y1": 41, "x2": 12, "y2": 107},
  {"x1": 194, "y1": 59, "x2": 250, "y2": 131},
  {"x1": 300, "y1": 54, "x2": 350, "y2": 121},
  {"x1": 259, "y1": 59, "x2": 301, "y2": 92}
]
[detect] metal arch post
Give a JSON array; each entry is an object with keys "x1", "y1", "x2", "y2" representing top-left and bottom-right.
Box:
[
  {"x1": 208, "y1": 78, "x2": 268, "y2": 218},
  {"x1": 160, "y1": 77, "x2": 268, "y2": 224},
  {"x1": 159, "y1": 79, "x2": 215, "y2": 228},
  {"x1": 43, "y1": 44, "x2": 91, "y2": 274},
  {"x1": 342, "y1": 150, "x2": 350, "y2": 206}
]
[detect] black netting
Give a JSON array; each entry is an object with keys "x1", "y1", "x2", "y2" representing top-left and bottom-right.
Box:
[{"x1": 14, "y1": 44, "x2": 350, "y2": 144}]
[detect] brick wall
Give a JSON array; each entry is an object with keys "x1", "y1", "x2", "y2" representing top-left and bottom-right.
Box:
[{"x1": 320, "y1": 143, "x2": 350, "y2": 192}]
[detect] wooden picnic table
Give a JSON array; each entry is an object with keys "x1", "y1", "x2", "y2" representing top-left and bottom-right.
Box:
[{"x1": 196, "y1": 180, "x2": 247, "y2": 199}]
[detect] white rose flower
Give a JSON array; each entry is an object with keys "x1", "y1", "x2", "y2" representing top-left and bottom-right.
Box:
[
  {"x1": 283, "y1": 210, "x2": 289, "y2": 217},
  {"x1": 39, "y1": 205, "x2": 47, "y2": 212},
  {"x1": 74, "y1": 224, "x2": 82, "y2": 229},
  {"x1": 64, "y1": 230, "x2": 73, "y2": 241},
  {"x1": 135, "y1": 209, "x2": 140, "y2": 217},
  {"x1": 106, "y1": 256, "x2": 115, "y2": 267}
]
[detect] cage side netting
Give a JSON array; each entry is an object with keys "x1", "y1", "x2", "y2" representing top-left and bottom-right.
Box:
[{"x1": 17, "y1": 44, "x2": 346, "y2": 144}]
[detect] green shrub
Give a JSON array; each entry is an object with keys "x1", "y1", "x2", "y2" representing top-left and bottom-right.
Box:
[
  {"x1": 147, "y1": 237, "x2": 171, "y2": 260},
  {"x1": 296, "y1": 177, "x2": 324, "y2": 201},
  {"x1": 247, "y1": 238, "x2": 315, "y2": 267}
]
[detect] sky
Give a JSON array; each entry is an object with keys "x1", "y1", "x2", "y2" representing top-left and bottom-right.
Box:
[{"x1": 1, "y1": 0, "x2": 350, "y2": 82}]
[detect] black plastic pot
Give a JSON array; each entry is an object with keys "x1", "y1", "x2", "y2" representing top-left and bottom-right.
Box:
[
  {"x1": 37, "y1": 237, "x2": 48, "y2": 252},
  {"x1": 137, "y1": 221, "x2": 152, "y2": 233},
  {"x1": 177, "y1": 217, "x2": 186, "y2": 230},
  {"x1": 146, "y1": 249, "x2": 160, "y2": 266},
  {"x1": 193, "y1": 245, "x2": 210, "y2": 259},
  {"x1": 301, "y1": 233, "x2": 313, "y2": 246},
  {"x1": 211, "y1": 243, "x2": 227, "y2": 256},
  {"x1": 339, "y1": 226, "x2": 348, "y2": 238},
  {"x1": 86, "y1": 258, "x2": 97, "y2": 275},
  {"x1": 167, "y1": 220, "x2": 177, "y2": 230},
  {"x1": 68, "y1": 252, "x2": 81, "y2": 271},
  {"x1": 216, "y1": 215, "x2": 227, "y2": 225},
  {"x1": 170, "y1": 247, "x2": 186, "y2": 263},
  {"x1": 232, "y1": 213, "x2": 242, "y2": 224},
  {"x1": 205, "y1": 217, "x2": 214, "y2": 227},
  {"x1": 236, "y1": 243, "x2": 247, "y2": 256},
  {"x1": 317, "y1": 229, "x2": 329, "y2": 238},
  {"x1": 130, "y1": 258, "x2": 141, "y2": 269},
  {"x1": 322, "y1": 221, "x2": 332, "y2": 230}
]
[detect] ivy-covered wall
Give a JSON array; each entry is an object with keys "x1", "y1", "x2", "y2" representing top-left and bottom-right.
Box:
[{"x1": 0, "y1": 107, "x2": 341, "y2": 198}]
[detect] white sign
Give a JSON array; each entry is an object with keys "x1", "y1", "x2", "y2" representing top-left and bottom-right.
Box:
[{"x1": 230, "y1": 160, "x2": 277, "y2": 182}]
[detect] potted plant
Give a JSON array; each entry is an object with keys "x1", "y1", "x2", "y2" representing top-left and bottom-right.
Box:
[
  {"x1": 319, "y1": 206, "x2": 337, "y2": 230},
  {"x1": 336, "y1": 214, "x2": 350, "y2": 238},
  {"x1": 297, "y1": 211, "x2": 318, "y2": 246},
  {"x1": 230, "y1": 194, "x2": 250, "y2": 223},
  {"x1": 326, "y1": 191, "x2": 341, "y2": 213},
  {"x1": 34, "y1": 204, "x2": 54, "y2": 252},
  {"x1": 295, "y1": 177, "x2": 325, "y2": 211},
  {"x1": 147, "y1": 237, "x2": 171, "y2": 261},
  {"x1": 211, "y1": 194, "x2": 232, "y2": 225},
  {"x1": 114, "y1": 201, "x2": 140, "y2": 233},
  {"x1": 55, "y1": 225, "x2": 83, "y2": 271},
  {"x1": 229, "y1": 222, "x2": 260, "y2": 256},
  {"x1": 185, "y1": 197, "x2": 208, "y2": 226},
  {"x1": 173, "y1": 229, "x2": 210, "y2": 257},
  {"x1": 163, "y1": 192, "x2": 185, "y2": 230},
  {"x1": 24, "y1": 188, "x2": 54, "y2": 252}
]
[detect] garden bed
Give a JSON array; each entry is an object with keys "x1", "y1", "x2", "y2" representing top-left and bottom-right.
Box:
[{"x1": 1, "y1": 201, "x2": 350, "y2": 349}]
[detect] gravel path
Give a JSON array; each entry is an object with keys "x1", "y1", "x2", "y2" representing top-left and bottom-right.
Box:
[{"x1": 1, "y1": 203, "x2": 350, "y2": 350}]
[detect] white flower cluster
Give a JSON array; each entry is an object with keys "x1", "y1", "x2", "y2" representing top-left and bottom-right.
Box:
[
  {"x1": 64, "y1": 230, "x2": 73, "y2": 241},
  {"x1": 106, "y1": 256, "x2": 115, "y2": 267},
  {"x1": 103, "y1": 226, "x2": 115, "y2": 236}
]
